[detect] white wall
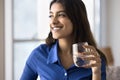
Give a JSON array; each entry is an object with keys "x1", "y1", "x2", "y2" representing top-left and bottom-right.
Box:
[
  {"x1": 0, "y1": 0, "x2": 5, "y2": 80},
  {"x1": 101, "y1": 0, "x2": 120, "y2": 66},
  {"x1": 108, "y1": 0, "x2": 120, "y2": 66}
]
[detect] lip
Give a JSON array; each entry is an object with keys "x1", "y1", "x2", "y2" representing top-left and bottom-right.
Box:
[{"x1": 51, "y1": 26, "x2": 63, "y2": 32}]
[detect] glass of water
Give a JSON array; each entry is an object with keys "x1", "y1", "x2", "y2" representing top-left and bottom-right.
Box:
[{"x1": 72, "y1": 42, "x2": 89, "y2": 67}]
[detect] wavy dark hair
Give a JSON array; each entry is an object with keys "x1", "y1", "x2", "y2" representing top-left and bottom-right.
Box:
[
  {"x1": 45, "y1": 0, "x2": 107, "y2": 64},
  {"x1": 46, "y1": 0, "x2": 96, "y2": 47}
]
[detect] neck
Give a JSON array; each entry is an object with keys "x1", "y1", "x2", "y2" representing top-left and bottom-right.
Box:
[
  {"x1": 58, "y1": 39, "x2": 72, "y2": 54},
  {"x1": 58, "y1": 39, "x2": 74, "y2": 69}
]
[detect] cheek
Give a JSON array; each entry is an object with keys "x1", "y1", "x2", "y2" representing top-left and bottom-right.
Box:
[
  {"x1": 69, "y1": 25, "x2": 73, "y2": 34},
  {"x1": 65, "y1": 23, "x2": 73, "y2": 36},
  {"x1": 67, "y1": 22, "x2": 73, "y2": 32},
  {"x1": 49, "y1": 24, "x2": 52, "y2": 31},
  {"x1": 49, "y1": 20, "x2": 52, "y2": 26},
  {"x1": 49, "y1": 19, "x2": 53, "y2": 27}
]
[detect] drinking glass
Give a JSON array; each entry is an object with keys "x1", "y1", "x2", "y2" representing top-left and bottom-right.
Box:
[{"x1": 72, "y1": 42, "x2": 89, "y2": 67}]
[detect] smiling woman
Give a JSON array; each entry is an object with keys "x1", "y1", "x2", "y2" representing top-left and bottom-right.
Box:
[
  {"x1": 4, "y1": 0, "x2": 100, "y2": 80},
  {"x1": 20, "y1": 0, "x2": 106, "y2": 80}
]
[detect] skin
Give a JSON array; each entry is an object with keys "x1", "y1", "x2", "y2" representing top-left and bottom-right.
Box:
[
  {"x1": 49, "y1": 2, "x2": 101, "y2": 80},
  {"x1": 49, "y1": 2, "x2": 74, "y2": 69}
]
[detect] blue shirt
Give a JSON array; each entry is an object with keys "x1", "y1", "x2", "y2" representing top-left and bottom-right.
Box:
[{"x1": 20, "y1": 42, "x2": 106, "y2": 80}]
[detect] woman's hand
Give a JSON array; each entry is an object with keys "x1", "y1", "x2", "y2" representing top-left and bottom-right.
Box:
[{"x1": 79, "y1": 45, "x2": 101, "y2": 80}]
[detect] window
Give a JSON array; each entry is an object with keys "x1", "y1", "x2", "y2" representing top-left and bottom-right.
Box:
[
  {"x1": 5, "y1": 0, "x2": 100, "y2": 80},
  {"x1": 13, "y1": 0, "x2": 49, "y2": 80},
  {"x1": 83, "y1": 0, "x2": 101, "y2": 45}
]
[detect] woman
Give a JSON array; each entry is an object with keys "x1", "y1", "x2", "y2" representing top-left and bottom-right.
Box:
[{"x1": 20, "y1": 0, "x2": 106, "y2": 80}]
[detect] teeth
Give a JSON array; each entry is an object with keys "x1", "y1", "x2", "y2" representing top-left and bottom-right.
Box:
[{"x1": 53, "y1": 27, "x2": 61, "y2": 30}]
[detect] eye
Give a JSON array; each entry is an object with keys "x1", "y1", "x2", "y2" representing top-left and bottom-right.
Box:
[
  {"x1": 58, "y1": 12, "x2": 67, "y2": 17},
  {"x1": 49, "y1": 14, "x2": 53, "y2": 18},
  {"x1": 58, "y1": 13, "x2": 66, "y2": 17}
]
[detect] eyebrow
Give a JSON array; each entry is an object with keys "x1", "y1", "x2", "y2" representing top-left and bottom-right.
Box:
[{"x1": 49, "y1": 10, "x2": 66, "y2": 14}]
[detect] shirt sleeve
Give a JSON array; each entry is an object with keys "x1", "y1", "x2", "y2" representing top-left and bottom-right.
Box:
[
  {"x1": 101, "y1": 57, "x2": 107, "y2": 80},
  {"x1": 20, "y1": 49, "x2": 38, "y2": 80},
  {"x1": 20, "y1": 44, "x2": 48, "y2": 80},
  {"x1": 20, "y1": 62, "x2": 38, "y2": 80},
  {"x1": 96, "y1": 49, "x2": 107, "y2": 80}
]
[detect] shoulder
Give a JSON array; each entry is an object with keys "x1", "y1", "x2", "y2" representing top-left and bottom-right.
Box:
[
  {"x1": 27, "y1": 42, "x2": 56, "y2": 62},
  {"x1": 25, "y1": 43, "x2": 48, "y2": 62},
  {"x1": 29, "y1": 43, "x2": 50, "y2": 58},
  {"x1": 25, "y1": 43, "x2": 50, "y2": 68}
]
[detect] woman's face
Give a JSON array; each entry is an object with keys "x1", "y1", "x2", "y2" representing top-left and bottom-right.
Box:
[{"x1": 49, "y1": 2, "x2": 73, "y2": 40}]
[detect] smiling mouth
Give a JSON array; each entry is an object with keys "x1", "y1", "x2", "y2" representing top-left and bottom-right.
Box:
[{"x1": 51, "y1": 26, "x2": 62, "y2": 32}]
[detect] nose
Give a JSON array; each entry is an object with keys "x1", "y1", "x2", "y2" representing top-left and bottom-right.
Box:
[{"x1": 51, "y1": 16, "x2": 59, "y2": 25}]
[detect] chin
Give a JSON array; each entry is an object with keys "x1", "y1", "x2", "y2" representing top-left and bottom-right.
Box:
[
  {"x1": 53, "y1": 36, "x2": 59, "y2": 39},
  {"x1": 52, "y1": 35, "x2": 61, "y2": 39}
]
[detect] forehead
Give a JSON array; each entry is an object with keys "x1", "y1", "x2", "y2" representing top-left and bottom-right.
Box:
[{"x1": 50, "y1": 2, "x2": 65, "y2": 13}]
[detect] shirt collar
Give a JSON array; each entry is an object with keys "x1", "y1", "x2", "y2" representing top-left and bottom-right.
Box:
[{"x1": 47, "y1": 41, "x2": 59, "y2": 64}]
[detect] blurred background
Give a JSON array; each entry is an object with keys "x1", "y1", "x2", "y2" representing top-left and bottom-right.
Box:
[{"x1": 0, "y1": 0, "x2": 120, "y2": 80}]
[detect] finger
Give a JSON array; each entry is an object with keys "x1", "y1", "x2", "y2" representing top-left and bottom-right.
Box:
[
  {"x1": 81, "y1": 60, "x2": 101, "y2": 68},
  {"x1": 80, "y1": 51, "x2": 98, "y2": 57},
  {"x1": 83, "y1": 45, "x2": 96, "y2": 51},
  {"x1": 81, "y1": 56, "x2": 101, "y2": 63},
  {"x1": 80, "y1": 48, "x2": 100, "y2": 58}
]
